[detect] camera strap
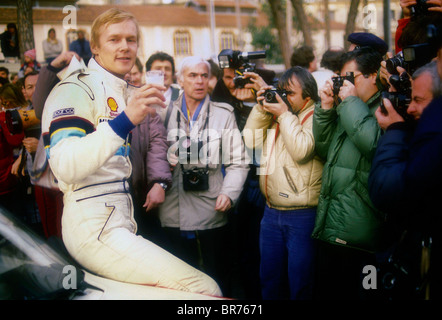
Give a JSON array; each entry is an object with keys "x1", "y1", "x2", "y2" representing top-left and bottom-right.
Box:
[{"x1": 177, "y1": 103, "x2": 210, "y2": 172}]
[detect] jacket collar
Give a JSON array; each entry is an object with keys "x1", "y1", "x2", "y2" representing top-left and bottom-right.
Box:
[{"x1": 87, "y1": 58, "x2": 129, "y2": 95}]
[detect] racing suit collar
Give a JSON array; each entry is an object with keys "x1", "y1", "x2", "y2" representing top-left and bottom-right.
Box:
[{"x1": 88, "y1": 58, "x2": 129, "y2": 91}]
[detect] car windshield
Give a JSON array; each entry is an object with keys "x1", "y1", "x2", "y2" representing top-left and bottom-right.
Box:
[{"x1": 0, "y1": 207, "x2": 84, "y2": 300}]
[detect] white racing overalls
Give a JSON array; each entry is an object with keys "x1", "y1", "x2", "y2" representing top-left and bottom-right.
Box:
[{"x1": 41, "y1": 59, "x2": 221, "y2": 296}]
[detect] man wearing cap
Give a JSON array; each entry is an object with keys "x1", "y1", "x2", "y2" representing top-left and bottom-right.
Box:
[
  {"x1": 312, "y1": 47, "x2": 385, "y2": 300},
  {"x1": 347, "y1": 32, "x2": 388, "y2": 56}
]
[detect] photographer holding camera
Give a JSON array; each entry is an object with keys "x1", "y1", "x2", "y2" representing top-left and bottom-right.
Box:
[
  {"x1": 368, "y1": 61, "x2": 440, "y2": 299},
  {"x1": 368, "y1": 10, "x2": 442, "y2": 298},
  {"x1": 158, "y1": 56, "x2": 249, "y2": 296},
  {"x1": 312, "y1": 47, "x2": 384, "y2": 300},
  {"x1": 243, "y1": 66, "x2": 323, "y2": 300},
  {"x1": 211, "y1": 49, "x2": 274, "y2": 298}
]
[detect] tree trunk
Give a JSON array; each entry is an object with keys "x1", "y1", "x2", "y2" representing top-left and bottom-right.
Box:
[
  {"x1": 291, "y1": 0, "x2": 313, "y2": 47},
  {"x1": 324, "y1": 0, "x2": 331, "y2": 48},
  {"x1": 344, "y1": 0, "x2": 361, "y2": 50},
  {"x1": 268, "y1": 0, "x2": 292, "y2": 68},
  {"x1": 17, "y1": 0, "x2": 35, "y2": 62}
]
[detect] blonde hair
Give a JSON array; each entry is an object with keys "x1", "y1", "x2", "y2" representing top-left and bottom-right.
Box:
[{"x1": 90, "y1": 8, "x2": 140, "y2": 49}]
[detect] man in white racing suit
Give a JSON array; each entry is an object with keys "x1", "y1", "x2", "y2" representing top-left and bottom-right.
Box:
[{"x1": 41, "y1": 8, "x2": 221, "y2": 296}]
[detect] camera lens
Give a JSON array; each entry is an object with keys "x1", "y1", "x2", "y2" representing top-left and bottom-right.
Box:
[
  {"x1": 386, "y1": 57, "x2": 405, "y2": 75},
  {"x1": 188, "y1": 173, "x2": 200, "y2": 184},
  {"x1": 264, "y1": 90, "x2": 277, "y2": 103}
]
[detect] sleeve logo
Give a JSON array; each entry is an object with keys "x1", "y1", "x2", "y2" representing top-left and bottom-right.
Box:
[{"x1": 53, "y1": 107, "x2": 75, "y2": 119}]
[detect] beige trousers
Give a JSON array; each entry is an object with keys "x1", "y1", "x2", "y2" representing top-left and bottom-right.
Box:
[{"x1": 61, "y1": 181, "x2": 221, "y2": 297}]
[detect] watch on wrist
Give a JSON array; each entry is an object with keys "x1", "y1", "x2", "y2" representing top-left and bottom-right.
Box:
[{"x1": 157, "y1": 182, "x2": 168, "y2": 191}]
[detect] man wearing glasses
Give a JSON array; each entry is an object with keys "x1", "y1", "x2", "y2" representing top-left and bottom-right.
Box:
[{"x1": 311, "y1": 47, "x2": 384, "y2": 300}]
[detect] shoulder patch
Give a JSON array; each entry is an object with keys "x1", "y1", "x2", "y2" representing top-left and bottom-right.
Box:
[{"x1": 53, "y1": 107, "x2": 75, "y2": 119}]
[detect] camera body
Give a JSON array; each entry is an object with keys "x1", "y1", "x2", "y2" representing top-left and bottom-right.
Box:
[
  {"x1": 386, "y1": 44, "x2": 435, "y2": 76},
  {"x1": 410, "y1": 0, "x2": 432, "y2": 18},
  {"x1": 5, "y1": 108, "x2": 41, "y2": 138},
  {"x1": 263, "y1": 88, "x2": 288, "y2": 103},
  {"x1": 182, "y1": 167, "x2": 209, "y2": 191},
  {"x1": 380, "y1": 72, "x2": 413, "y2": 121},
  {"x1": 380, "y1": 91, "x2": 412, "y2": 120},
  {"x1": 176, "y1": 136, "x2": 210, "y2": 191},
  {"x1": 385, "y1": 52, "x2": 406, "y2": 75},
  {"x1": 218, "y1": 49, "x2": 266, "y2": 89},
  {"x1": 331, "y1": 72, "x2": 355, "y2": 96},
  {"x1": 233, "y1": 67, "x2": 255, "y2": 88}
]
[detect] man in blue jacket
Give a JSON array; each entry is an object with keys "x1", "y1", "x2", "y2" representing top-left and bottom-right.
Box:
[{"x1": 369, "y1": 56, "x2": 442, "y2": 299}]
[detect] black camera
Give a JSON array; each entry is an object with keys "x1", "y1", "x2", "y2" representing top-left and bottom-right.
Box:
[
  {"x1": 380, "y1": 91, "x2": 412, "y2": 120},
  {"x1": 218, "y1": 49, "x2": 266, "y2": 88},
  {"x1": 262, "y1": 88, "x2": 291, "y2": 110},
  {"x1": 410, "y1": 0, "x2": 433, "y2": 18},
  {"x1": 233, "y1": 70, "x2": 254, "y2": 88},
  {"x1": 380, "y1": 72, "x2": 413, "y2": 122},
  {"x1": 263, "y1": 88, "x2": 287, "y2": 103},
  {"x1": 385, "y1": 52, "x2": 406, "y2": 75},
  {"x1": 386, "y1": 44, "x2": 436, "y2": 76},
  {"x1": 4, "y1": 108, "x2": 41, "y2": 138},
  {"x1": 331, "y1": 72, "x2": 355, "y2": 96},
  {"x1": 386, "y1": 22, "x2": 440, "y2": 76},
  {"x1": 182, "y1": 167, "x2": 209, "y2": 191},
  {"x1": 176, "y1": 136, "x2": 204, "y2": 164}
]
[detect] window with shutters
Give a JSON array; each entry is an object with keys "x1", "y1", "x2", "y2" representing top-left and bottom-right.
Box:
[
  {"x1": 220, "y1": 31, "x2": 235, "y2": 50},
  {"x1": 174, "y1": 30, "x2": 192, "y2": 56}
]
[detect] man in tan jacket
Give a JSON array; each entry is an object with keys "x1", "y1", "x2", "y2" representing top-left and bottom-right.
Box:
[
  {"x1": 158, "y1": 56, "x2": 249, "y2": 296},
  {"x1": 243, "y1": 66, "x2": 324, "y2": 299}
]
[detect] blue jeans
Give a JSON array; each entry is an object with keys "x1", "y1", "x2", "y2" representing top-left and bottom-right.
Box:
[{"x1": 260, "y1": 205, "x2": 316, "y2": 300}]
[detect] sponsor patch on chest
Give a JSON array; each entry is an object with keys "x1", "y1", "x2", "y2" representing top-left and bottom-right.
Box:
[{"x1": 107, "y1": 97, "x2": 120, "y2": 117}]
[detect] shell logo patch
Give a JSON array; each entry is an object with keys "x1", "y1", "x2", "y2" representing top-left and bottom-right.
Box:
[{"x1": 107, "y1": 97, "x2": 119, "y2": 112}]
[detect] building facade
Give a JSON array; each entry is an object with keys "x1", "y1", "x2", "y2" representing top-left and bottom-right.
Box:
[{"x1": 0, "y1": 0, "x2": 401, "y2": 70}]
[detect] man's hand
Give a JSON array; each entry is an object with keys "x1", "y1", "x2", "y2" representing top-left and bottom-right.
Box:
[
  {"x1": 375, "y1": 98, "x2": 405, "y2": 130},
  {"x1": 400, "y1": 0, "x2": 416, "y2": 18},
  {"x1": 338, "y1": 79, "x2": 357, "y2": 101},
  {"x1": 125, "y1": 84, "x2": 166, "y2": 125},
  {"x1": 319, "y1": 79, "x2": 336, "y2": 110},
  {"x1": 50, "y1": 51, "x2": 81, "y2": 69},
  {"x1": 215, "y1": 194, "x2": 232, "y2": 212},
  {"x1": 428, "y1": 0, "x2": 442, "y2": 13},
  {"x1": 243, "y1": 72, "x2": 268, "y2": 92},
  {"x1": 11, "y1": 154, "x2": 24, "y2": 177},
  {"x1": 22, "y1": 137, "x2": 39, "y2": 154},
  {"x1": 143, "y1": 183, "x2": 166, "y2": 212},
  {"x1": 231, "y1": 87, "x2": 256, "y2": 102},
  {"x1": 380, "y1": 52, "x2": 394, "y2": 87},
  {"x1": 256, "y1": 85, "x2": 289, "y2": 117}
]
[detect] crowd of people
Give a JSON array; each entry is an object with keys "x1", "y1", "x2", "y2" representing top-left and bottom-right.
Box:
[{"x1": 0, "y1": 0, "x2": 442, "y2": 300}]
